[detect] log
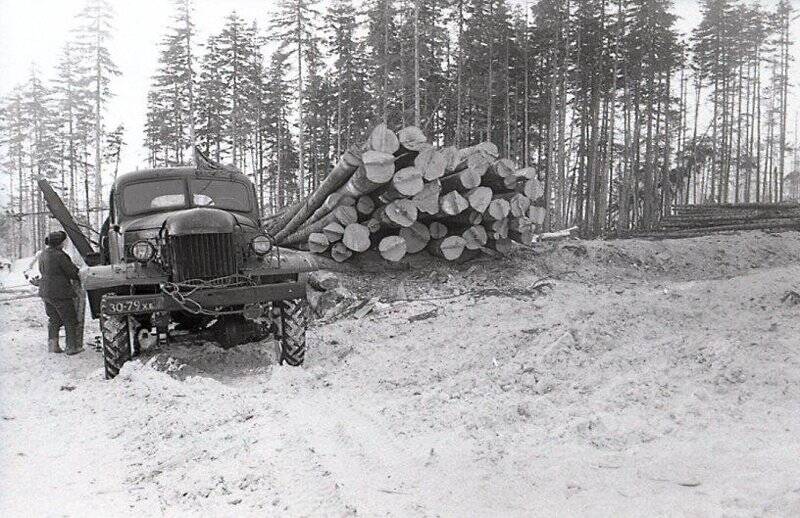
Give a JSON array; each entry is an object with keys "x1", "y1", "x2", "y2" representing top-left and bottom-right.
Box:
[
  {"x1": 414, "y1": 148, "x2": 446, "y2": 180},
  {"x1": 536, "y1": 226, "x2": 578, "y2": 241},
  {"x1": 376, "y1": 199, "x2": 418, "y2": 227},
  {"x1": 342, "y1": 223, "x2": 371, "y2": 252},
  {"x1": 323, "y1": 222, "x2": 345, "y2": 243},
  {"x1": 527, "y1": 206, "x2": 547, "y2": 225},
  {"x1": 281, "y1": 205, "x2": 357, "y2": 245},
  {"x1": 412, "y1": 180, "x2": 442, "y2": 215},
  {"x1": 264, "y1": 198, "x2": 305, "y2": 235},
  {"x1": 516, "y1": 178, "x2": 544, "y2": 200},
  {"x1": 331, "y1": 242, "x2": 353, "y2": 262},
  {"x1": 364, "y1": 217, "x2": 382, "y2": 233},
  {"x1": 356, "y1": 195, "x2": 375, "y2": 216},
  {"x1": 485, "y1": 198, "x2": 511, "y2": 221},
  {"x1": 481, "y1": 158, "x2": 517, "y2": 191},
  {"x1": 440, "y1": 146, "x2": 460, "y2": 172},
  {"x1": 486, "y1": 237, "x2": 514, "y2": 255},
  {"x1": 421, "y1": 208, "x2": 483, "y2": 226},
  {"x1": 305, "y1": 192, "x2": 356, "y2": 227},
  {"x1": 428, "y1": 221, "x2": 448, "y2": 239},
  {"x1": 379, "y1": 236, "x2": 407, "y2": 262},
  {"x1": 308, "y1": 270, "x2": 339, "y2": 290},
  {"x1": 398, "y1": 126, "x2": 429, "y2": 151},
  {"x1": 391, "y1": 166, "x2": 424, "y2": 196},
  {"x1": 486, "y1": 218, "x2": 509, "y2": 239},
  {"x1": 439, "y1": 191, "x2": 469, "y2": 216},
  {"x1": 509, "y1": 217, "x2": 535, "y2": 245},
  {"x1": 367, "y1": 123, "x2": 400, "y2": 154},
  {"x1": 456, "y1": 142, "x2": 499, "y2": 166},
  {"x1": 465, "y1": 186, "x2": 493, "y2": 213},
  {"x1": 308, "y1": 232, "x2": 330, "y2": 253},
  {"x1": 399, "y1": 222, "x2": 431, "y2": 253},
  {"x1": 462, "y1": 225, "x2": 488, "y2": 250},
  {"x1": 465, "y1": 151, "x2": 493, "y2": 176},
  {"x1": 492, "y1": 192, "x2": 531, "y2": 217},
  {"x1": 273, "y1": 148, "x2": 361, "y2": 242},
  {"x1": 427, "y1": 235, "x2": 467, "y2": 261},
  {"x1": 440, "y1": 167, "x2": 483, "y2": 193},
  {"x1": 338, "y1": 151, "x2": 396, "y2": 198}
]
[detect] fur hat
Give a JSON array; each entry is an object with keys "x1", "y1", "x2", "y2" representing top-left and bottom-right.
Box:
[{"x1": 45, "y1": 231, "x2": 67, "y2": 247}]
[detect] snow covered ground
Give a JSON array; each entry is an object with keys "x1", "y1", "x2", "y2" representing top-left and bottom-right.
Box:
[{"x1": 1, "y1": 230, "x2": 799, "y2": 517}]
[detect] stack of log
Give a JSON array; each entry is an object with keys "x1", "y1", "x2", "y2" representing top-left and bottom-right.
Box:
[
  {"x1": 656, "y1": 203, "x2": 800, "y2": 236},
  {"x1": 265, "y1": 124, "x2": 546, "y2": 263}
]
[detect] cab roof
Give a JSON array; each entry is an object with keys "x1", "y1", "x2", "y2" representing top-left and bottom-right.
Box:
[{"x1": 114, "y1": 166, "x2": 252, "y2": 189}]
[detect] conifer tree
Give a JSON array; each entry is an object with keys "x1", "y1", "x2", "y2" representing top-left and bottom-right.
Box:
[{"x1": 73, "y1": 0, "x2": 120, "y2": 227}]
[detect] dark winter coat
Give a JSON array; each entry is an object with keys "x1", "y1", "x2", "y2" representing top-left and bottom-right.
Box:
[{"x1": 38, "y1": 247, "x2": 80, "y2": 300}]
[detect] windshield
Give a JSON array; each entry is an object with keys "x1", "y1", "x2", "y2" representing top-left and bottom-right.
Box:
[
  {"x1": 122, "y1": 179, "x2": 187, "y2": 215},
  {"x1": 189, "y1": 179, "x2": 250, "y2": 211}
]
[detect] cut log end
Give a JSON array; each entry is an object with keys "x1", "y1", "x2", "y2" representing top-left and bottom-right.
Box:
[
  {"x1": 393, "y1": 166, "x2": 425, "y2": 196},
  {"x1": 342, "y1": 223, "x2": 371, "y2": 253},
  {"x1": 399, "y1": 222, "x2": 431, "y2": 253},
  {"x1": 415, "y1": 148, "x2": 447, "y2": 180},
  {"x1": 362, "y1": 150, "x2": 396, "y2": 184},
  {"x1": 398, "y1": 126, "x2": 429, "y2": 151},
  {"x1": 368, "y1": 123, "x2": 400, "y2": 154},
  {"x1": 334, "y1": 205, "x2": 359, "y2": 226},
  {"x1": 487, "y1": 198, "x2": 511, "y2": 221},
  {"x1": 428, "y1": 221, "x2": 448, "y2": 239},
  {"x1": 323, "y1": 222, "x2": 345, "y2": 243},
  {"x1": 331, "y1": 242, "x2": 353, "y2": 262},
  {"x1": 528, "y1": 206, "x2": 547, "y2": 225},
  {"x1": 466, "y1": 186, "x2": 493, "y2": 213},
  {"x1": 308, "y1": 232, "x2": 330, "y2": 253},
  {"x1": 412, "y1": 180, "x2": 442, "y2": 215},
  {"x1": 462, "y1": 225, "x2": 488, "y2": 250},
  {"x1": 384, "y1": 199, "x2": 418, "y2": 227},
  {"x1": 429, "y1": 235, "x2": 467, "y2": 261},
  {"x1": 379, "y1": 236, "x2": 407, "y2": 262},
  {"x1": 356, "y1": 195, "x2": 375, "y2": 216},
  {"x1": 440, "y1": 191, "x2": 469, "y2": 216}
]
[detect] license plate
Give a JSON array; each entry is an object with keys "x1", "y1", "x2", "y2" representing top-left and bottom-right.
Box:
[{"x1": 103, "y1": 296, "x2": 164, "y2": 315}]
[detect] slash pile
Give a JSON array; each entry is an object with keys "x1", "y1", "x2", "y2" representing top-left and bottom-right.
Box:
[{"x1": 264, "y1": 124, "x2": 546, "y2": 262}]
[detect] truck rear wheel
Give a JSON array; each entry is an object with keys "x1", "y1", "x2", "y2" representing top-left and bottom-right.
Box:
[
  {"x1": 101, "y1": 313, "x2": 132, "y2": 379},
  {"x1": 275, "y1": 299, "x2": 309, "y2": 366}
]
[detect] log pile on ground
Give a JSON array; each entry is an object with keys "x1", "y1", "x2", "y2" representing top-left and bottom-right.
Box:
[
  {"x1": 267, "y1": 124, "x2": 547, "y2": 262},
  {"x1": 643, "y1": 203, "x2": 800, "y2": 238}
]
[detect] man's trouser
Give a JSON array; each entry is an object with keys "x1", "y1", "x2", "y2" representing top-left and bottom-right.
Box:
[
  {"x1": 42, "y1": 297, "x2": 80, "y2": 352},
  {"x1": 73, "y1": 282, "x2": 86, "y2": 348}
]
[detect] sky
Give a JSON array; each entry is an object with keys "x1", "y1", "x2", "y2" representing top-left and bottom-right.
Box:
[{"x1": 0, "y1": 0, "x2": 797, "y2": 198}]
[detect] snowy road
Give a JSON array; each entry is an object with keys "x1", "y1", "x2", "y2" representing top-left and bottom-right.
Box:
[{"x1": 2, "y1": 232, "x2": 800, "y2": 516}]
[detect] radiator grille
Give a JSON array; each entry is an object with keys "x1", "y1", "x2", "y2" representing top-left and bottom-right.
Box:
[{"x1": 167, "y1": 233, "x2": 240, "y2": 281}]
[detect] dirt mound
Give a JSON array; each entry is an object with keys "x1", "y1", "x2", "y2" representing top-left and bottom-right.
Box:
[{"x1": 338, "y1": 230, "x2": 800, "y2": 302}]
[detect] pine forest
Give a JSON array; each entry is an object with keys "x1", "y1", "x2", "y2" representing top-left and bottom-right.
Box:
[{"x1": 1, "y1": 0, "x2": 797, "y2": 257}]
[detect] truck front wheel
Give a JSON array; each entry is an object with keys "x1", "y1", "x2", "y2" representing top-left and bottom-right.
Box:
[
  {"x1": 275, "y1": 299, "x2": 309, "y2": 366},
  {"x1": 101, "y1": 313, "x2": 133, "y2": 379}
]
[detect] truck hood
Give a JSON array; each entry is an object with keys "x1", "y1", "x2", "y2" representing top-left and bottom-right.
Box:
[{"x1": 121, "y1": 208, "x2": 260, "y2": 235}]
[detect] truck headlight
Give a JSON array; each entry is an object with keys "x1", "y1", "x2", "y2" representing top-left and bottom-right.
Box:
[
  {"x1": 250, "y1": 235, "x2": 272, "y2": 255},
  {"x1": 131, "y1": 240, "x2": 156, "y2": 262}
]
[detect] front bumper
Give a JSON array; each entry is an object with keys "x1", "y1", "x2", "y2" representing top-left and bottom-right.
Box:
[{"x1": 100, "y1": 279, "x2": 306, "y2": 316}]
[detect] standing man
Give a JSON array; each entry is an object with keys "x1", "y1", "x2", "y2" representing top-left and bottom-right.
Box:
[{"x1": 38, "y1": 231, "x2": 84, "y2": 355}]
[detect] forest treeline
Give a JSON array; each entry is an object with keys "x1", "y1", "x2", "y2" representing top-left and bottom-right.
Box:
[{"x1": 0, "y1": 0, "x2": 796, "y2": 257}]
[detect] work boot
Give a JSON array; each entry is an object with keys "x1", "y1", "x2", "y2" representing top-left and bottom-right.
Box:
[
  {"x1": 64, "y1": 326, "x2": 84, "y2": 356},
  {"x1": 47, "y1": 338, "x2": 63, "y2": 354}
]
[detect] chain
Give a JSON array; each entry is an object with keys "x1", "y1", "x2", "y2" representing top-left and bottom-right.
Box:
[{"x1": 160, "y1": 274, "x2": 260, "y2": 317}]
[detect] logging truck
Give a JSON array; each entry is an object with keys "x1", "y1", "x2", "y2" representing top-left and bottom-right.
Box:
[{"x1": 39, "y1": 158, "x2": 318, "y2": 379}]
